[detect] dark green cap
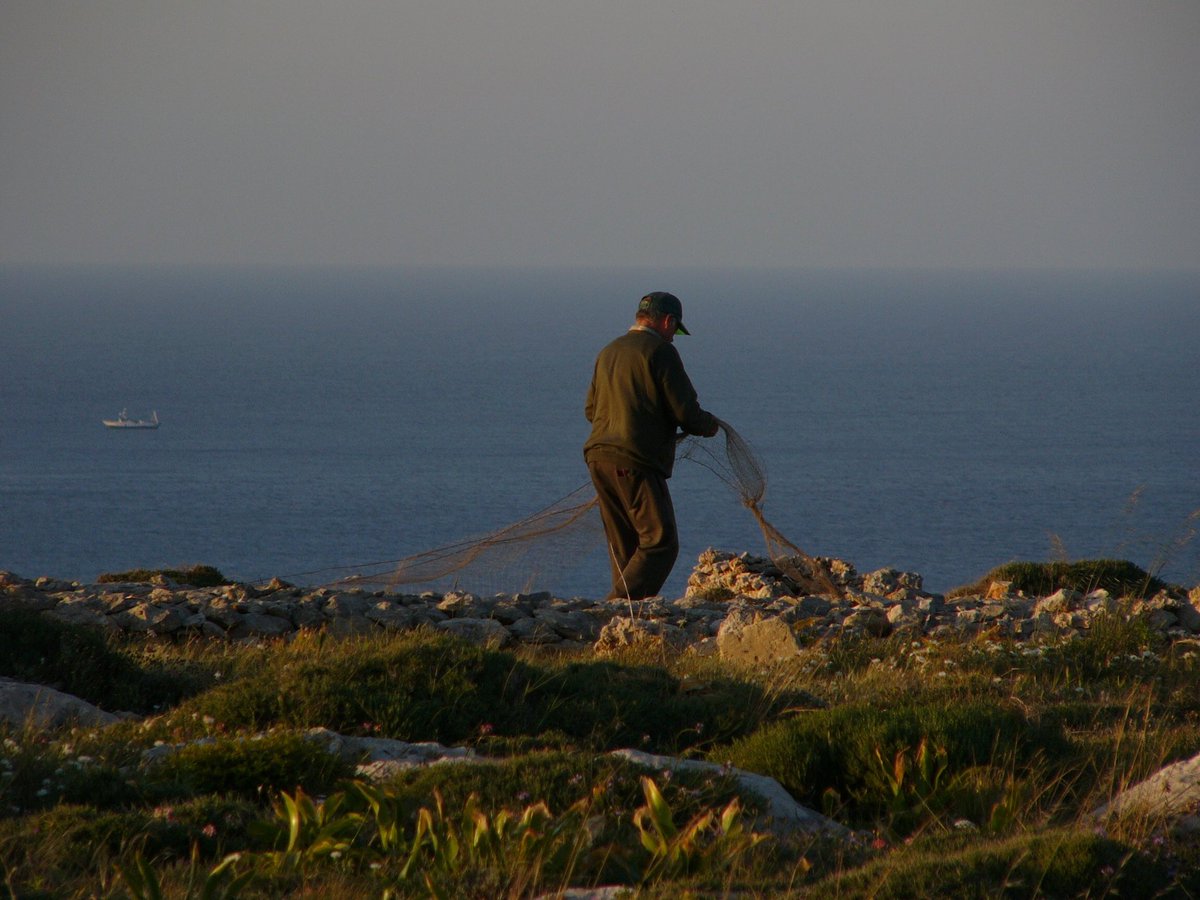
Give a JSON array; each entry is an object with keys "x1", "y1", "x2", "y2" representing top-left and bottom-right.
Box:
[{"x1": 637, "y1": 291, "x2": 690, "y2": 335}]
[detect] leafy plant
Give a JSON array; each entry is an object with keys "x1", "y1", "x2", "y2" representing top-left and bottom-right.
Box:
[
  {"x1": 874, "y1": 738, "x2": 950, "y2": 834},
  {"x1": 117, "y1": 846, "x2": 249, "y2": 900},
  {"x1": 631, "y1": 775, "x2": 767, "y2": 882}
]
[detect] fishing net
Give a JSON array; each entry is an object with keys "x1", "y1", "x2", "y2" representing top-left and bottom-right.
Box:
[{"x1": 332, "y1": 420, "x2": 840, "y2": 598}]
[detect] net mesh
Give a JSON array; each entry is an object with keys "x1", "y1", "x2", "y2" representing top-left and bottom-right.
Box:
[{"x1": 331, "y1": 420, "x2": 841, "y2": 598}]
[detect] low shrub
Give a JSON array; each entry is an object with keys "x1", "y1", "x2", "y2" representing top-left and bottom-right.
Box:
[
  {"x1": 146, "y1": 731, "x2": 353, "y2": 799},
  {"x1": 177, "y1": 630, "x2": 782, "y2": 752},
  {"x1": 949, "y1": 559, "x2": 1169, "y2": 600},
  {"x1": 0, "y1": 737, "x2": 143, "y2": 817},
  {"x1": 812, "y1": 827, "x2": 1182, "y2": 898},
  {"x1": 714, "y1": 700, "x2": 1068, "y2": 829},
  {"x1": 0, "y1": 610, "x2": 192, "y2": 713},
  {"x1": 177, "y1": 631, "x2": 528, "y2": 743},
  {"x1": 96, "y1": 564, "x2": 229, "y2": 587},
  {"x1": 1055, "y1": 611, "x2": 1165, "y2": 681},
  {"x1": 0, "y1": 796, "x2": 260, "y2": 896}
]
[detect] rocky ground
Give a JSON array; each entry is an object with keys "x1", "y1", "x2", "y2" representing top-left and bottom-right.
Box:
[
  {"x1": 5, "y1": 551, "x2": 1200, "y2": 867},
  {"x1": 3, "y1": 550, "x2": 1199, "y2": 664}
]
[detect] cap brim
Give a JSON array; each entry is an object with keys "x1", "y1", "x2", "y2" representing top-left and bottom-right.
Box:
[{"x1": 675, "y1": 322, "x2": 690, "y2": 336}]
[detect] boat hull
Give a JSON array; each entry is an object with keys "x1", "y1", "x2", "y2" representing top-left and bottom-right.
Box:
[{"x1": 103, "y1": 410, "x2": 159, "y2": 429}]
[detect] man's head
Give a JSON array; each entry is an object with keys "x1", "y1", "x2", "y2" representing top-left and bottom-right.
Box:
[{"x1": 636, "y1": 291, "x2": 690, "y2": 341}]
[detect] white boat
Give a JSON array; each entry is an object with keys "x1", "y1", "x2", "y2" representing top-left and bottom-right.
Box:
[{"x1": 103, "y1": 409, "x2": 160, "y2": 429}]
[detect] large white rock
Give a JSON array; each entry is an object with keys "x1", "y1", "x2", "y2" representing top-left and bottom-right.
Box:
[
  {"x1": 0, "y1": 678, "x2": 120, "y2": 730},
  {"x1": 716, "y1": 613, "x2": 803, "y2": 665},
  {"x1": 1094, "y1": 750, "x2": 1200, "y2": 831},
  {"x1": 611, "y1": 748, "x2": 849, "y2": 837},
  {"x1": 593, "y1": 617, "x2": 689, "y2": 655}
]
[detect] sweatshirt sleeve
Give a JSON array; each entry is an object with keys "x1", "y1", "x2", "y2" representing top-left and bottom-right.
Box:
[
  {"x1": 584, "y1": 369, "x2": 596, "y2": 423},
  {"x1": 653, "y1": 343, "x2": 717, "y2": 436}
]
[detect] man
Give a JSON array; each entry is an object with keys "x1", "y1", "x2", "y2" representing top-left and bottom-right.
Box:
[{"x1": 584, "y1": 291, "x2": 720, "y2": 600}]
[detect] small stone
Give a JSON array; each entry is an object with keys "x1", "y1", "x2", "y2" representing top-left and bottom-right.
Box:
[
  {"x1": 593, "y1": 617, "x2": 689, "y2": 655},
  {"x1": 509, "y1": 617, "x2": 561, "y2": 644},
  {"x1": 437, "y1": 617, "x2": 510, "y2": 647},
  {"x1": 229, "y1": 613, "x2": 292, "y2": 639},
  {"x1": 985, "y1": 581, "x2": 1012, "y2": 600}
]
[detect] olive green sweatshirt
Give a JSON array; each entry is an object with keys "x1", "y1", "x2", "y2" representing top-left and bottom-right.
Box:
[{"x1": 583, "y1": 327, "x2": 717, "y2": 477}]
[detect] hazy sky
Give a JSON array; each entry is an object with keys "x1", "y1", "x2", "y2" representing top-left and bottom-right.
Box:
[{"x1": 2, "y1": 1, "x2": 1197, "y2": 270}]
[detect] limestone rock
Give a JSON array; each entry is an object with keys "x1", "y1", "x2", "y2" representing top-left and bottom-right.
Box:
[
  {"x1": 365, "y1": 601, "x2": 416, "y2": 630},
  {"x1": 120, "y1": 602, "x2": 188, "y2": 634},
  {"x1": 438, "y1": 591, "x2": 495, "y2": 619},
  {"x1": 717, "y1": 614, "x2": 803, "y2": 665},
  {"x1": 593, "y1": 617, "x2": 689, "y2": 655},
  {"x1": 46, "y1": 600, "x2": 114, "y2": 630},
  {"x1": 436, "y1": 617, "x2": 510, "y2": 647},
  {"x1": 229, "y1": 613, "x2": 293, "y2": 639},
  {"x1": 862, "y1": 568, "x2": 923, "y2": 595},
  {"x1": 509, "y1": 617, "x2": 562, "y2": 644},
  {"x1": 534, "y1": 607, "x2": 599, "y2": 642},
  {"x1": 0, "y1": 678, "x2": 120, "y2": 730},
  {"x1": 985, "y1": 581, "x2": 1013, "y2": 600},
  {"x1": 611, "y1": 748, "x2": 849, "y2": 837},
  {"x1": 1176, "y1": 598, "x2": 1200, "y2": 633},
  {"x1": 1035, "y1": 589, "x2": 1083, "y2": 616},
  {"x1": 1094, "y1": 749, "x2": 1200, "y2": 832},
  {"x1": 323, "y1": 592, "x2": 371, "y2": 619}
]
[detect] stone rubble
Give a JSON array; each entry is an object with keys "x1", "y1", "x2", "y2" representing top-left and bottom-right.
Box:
[
  {"x1": 6, "y1": 558, "x2": 1200, "y2": 849},
  {"x1": 3, "y1": 552, "x2": 1200, "y2": 662}
]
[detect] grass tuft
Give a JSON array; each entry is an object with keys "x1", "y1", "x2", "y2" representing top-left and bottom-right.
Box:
[{"x1": 948, "y1": 559, "x2": 1171, "y2": 599}]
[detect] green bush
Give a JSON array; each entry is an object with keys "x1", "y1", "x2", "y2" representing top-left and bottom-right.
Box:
[
  {"x1": 180, "y1": 631, "x2": 526, "y2": 742},
  {"x1": 0, "y1": 610, "x2": 192, "y2": 713},
  {"x1": 812, "y1": 827, "x2": 1181, "y2": 898},
  {"x1": 950, "y1": 559, "x2": 1169, "y2": 599},
  {"x1": 179, "y1": 630, "x2": 781, "y2": 752},
  {"x1": 0, "y1": 796, "x2": 260, "y2": 896},
  {"x1": 1055, "y1": 611, "x2": 1164, "y2": 681},
  {"x1": 714, "y1": 700, "x2": 1067, "y2": 825},
  {"x1": 147, "y1": 732, "x2": 353, "y2": 799},
  {"x1": 524, "y1": 658, "x2": 780, "y2": 751}
]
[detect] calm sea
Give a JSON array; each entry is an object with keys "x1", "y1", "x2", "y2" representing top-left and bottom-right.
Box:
[{"x1": 2, "y1": 265, "x2": 1198, "y2": 598}]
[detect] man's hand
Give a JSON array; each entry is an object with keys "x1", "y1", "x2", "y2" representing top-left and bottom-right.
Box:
[{"x1": 703, "y1": 419, "x2": 720, "y2": 438}]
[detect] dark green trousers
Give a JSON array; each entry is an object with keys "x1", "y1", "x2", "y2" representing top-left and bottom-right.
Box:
[{"x1": 587, "y1": 460, "x2": 679, "y2": 601}]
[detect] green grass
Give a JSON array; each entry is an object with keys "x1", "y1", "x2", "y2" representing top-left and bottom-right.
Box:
[
  {"x1": 3, "y1": 615, "x2": 1200, "y2": 897},
  {"x1": 0, "y1": 609, "x2": 206, "y2": 713},
  {"x1": 949, "y1": 559, "x2": 1171, "y2": 599},
  {"x1": 809, "y1": 827, "x2": 1187, "y2": 898},
  {"x1": 166, "y1": 628, "x2": 794, "y2": 753}
]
